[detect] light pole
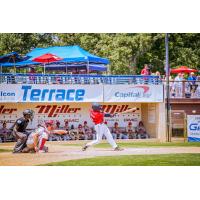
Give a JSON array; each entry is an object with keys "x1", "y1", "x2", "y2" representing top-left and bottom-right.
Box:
[{"x1": 165, "y1": 33, "x2": 171, "y2": 142}]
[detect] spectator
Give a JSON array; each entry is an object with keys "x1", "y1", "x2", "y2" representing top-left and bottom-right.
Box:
[
  {"x1": 62, "y1": 121, "x2": 71, "y2": 141},
  {"x1": 141, "y1": 64, "x2": 151, "y2": 84},
  {"x1": 187, "y1": 72, "x2": 197, "y2": 96},
  {"x1": 125, "y1": 122, "x2": 136, "y2": 139},
  {"x1": 118, "y1": 122, "x2": 130, "y2": 140},
  {"x1": 136, "y1": 121, "x2": 150, "y2": 139},
  {"x1": 77, "y1": 124, "x2": 85, "y2": 140},
  {"x1": 83, "y1": 121, "x2": 93, "y2": 140},
  {"x1": 141, "y1": 64, "x2": 151, "y2": 75},
  {"x1": 173, "y1": 73, "x2": 184, "y2": 97},
  {"x1": 0, "y1": 122, "x2": 11, "y2": 142},
  {"x1": 69, "y1": 124, "x2": 79, "y2": 140},
  {"x1": 28, "y1": 68, "x2": 36, "y2": 83},
  {"x1": 64, "y1": 121, "x2": 69, "y2": 131},
  {"x1": 56, "y1": 120, "x2": 61, "y2": 129},
  {"x1": 111, "y1": 122, "x2": 121, "y2": 139}
]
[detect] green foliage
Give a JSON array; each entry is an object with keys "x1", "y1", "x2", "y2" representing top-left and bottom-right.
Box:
[{"x1": 1, "y1": 33, "x2": 200, "y2": 75}]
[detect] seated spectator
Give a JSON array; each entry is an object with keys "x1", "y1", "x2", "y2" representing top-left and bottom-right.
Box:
[
  {"x1": 56, "y1": 120, "x2": 61, "y2": 129},
  {"x1": 69, "y1": 124, "x2": 79, "y2": 140},
  {"x1": 136, "y1": 121, "x2": 150, "y2": 139},
  {"x1": 111, "y1": 122, "x2": 121, "y2": 139},
  {"x1": 64, "y1": 121, "x2": 70, "y2": 131},
  {"x1": 77, "y1": 124, "x2": 85, "y2": 140},
  {"x1": 125, "y1": 122, "x2": 136, "y2": 139},
  {"x1": 0, "y1": 122, "x2": 11, "y2": 142},
  {"x1": 83, "y1": 121, "x2": 93, "y2": 140},
  {"x1": 62, "y1": 121, "x2": 71, "y2": 141}
]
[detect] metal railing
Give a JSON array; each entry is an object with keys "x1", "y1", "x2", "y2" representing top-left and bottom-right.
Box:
[
  {"x1": 164, "y1": 80, "x2": 200, "y2": 98},
  {"x1": 0, "y1": 73, "x2": 162, "y2": 85}
]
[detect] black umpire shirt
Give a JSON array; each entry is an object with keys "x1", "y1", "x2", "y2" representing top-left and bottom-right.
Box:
[{"x1": 14, "y1": 117, "x2": 29, "y2": 133}]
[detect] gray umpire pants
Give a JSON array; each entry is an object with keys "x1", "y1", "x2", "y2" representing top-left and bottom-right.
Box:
[{"x1": 13, "y1": 132, "x2": 28, "y2": 153}]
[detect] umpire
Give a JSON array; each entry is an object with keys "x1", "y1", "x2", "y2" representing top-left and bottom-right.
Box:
[{"x1": 12, "y1": 109, "x2": 34, "y2": 153}]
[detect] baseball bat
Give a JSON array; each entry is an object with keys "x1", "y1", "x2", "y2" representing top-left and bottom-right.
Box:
[{"x1": 116, "y1": 107, "x2": 139, "y2": 115}]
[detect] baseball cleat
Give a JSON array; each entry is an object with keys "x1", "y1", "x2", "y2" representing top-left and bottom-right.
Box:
[
  {"x1": 82, "y1": 145, "x2": 88, "y2": 151},
  {"x1": 38, "y1": 150, "x2": 46, "y2": 153},
  {"x1": 43, "y1": 146, "x2": 49, "y2": 152},
  {"x1": 114, "y1": 146, "x2": 123, "y2": 151}
]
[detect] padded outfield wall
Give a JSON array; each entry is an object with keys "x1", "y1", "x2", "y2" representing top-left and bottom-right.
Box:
[{"x1": 0, "y1": 84, "x2": 165, "y2": 140}]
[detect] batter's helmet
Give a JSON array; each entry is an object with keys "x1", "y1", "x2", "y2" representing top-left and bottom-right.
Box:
[
  {"x1": 92, "y1": 103, "x2": 102, "y2": 111},
  {"x1": 23, "y1": 109, "x2": 34, "y2": 121}
]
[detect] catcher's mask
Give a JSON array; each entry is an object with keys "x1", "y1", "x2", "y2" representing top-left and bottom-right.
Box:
[
  {"x1": 23, "y1": 109, "x2": 34, "y2": 121},
  {"x1": 92, "y1": 103, "x2": 102, "y2": 111}
]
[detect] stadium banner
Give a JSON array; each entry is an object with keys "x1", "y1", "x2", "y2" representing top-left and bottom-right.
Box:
[
  {"x1": 103, "y1": 84, "x2": 164, "y2": 102},
  {"x1": 187, "y1": 115, "x2": 200, "y2": 142},
  {"x1": 0, "y1": 103, "x2": 141, "y2": 129},
  {"x1": 0, "y1": 84, "x2": 103, "y2": 102}
]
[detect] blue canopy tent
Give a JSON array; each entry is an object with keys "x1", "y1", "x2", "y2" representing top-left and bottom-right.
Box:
[
  {"x1": 0, "y1": 52, "x2": 26, "y2": 73},
  {"x1": 1, "y1": 60, "x2": 107, "y2": 74},
  {"x1": 1, "y1": 60, "x2": 40, "y2": 67},
  {"x1": 26, "y1": 46, "x2": 109, "y2": 73},
  {"x1": 0, "y1": 52, "x2": 24, "y2": 63},
  {"x1": 45, "y1": 63, "x2": 107, "y2": 72}
]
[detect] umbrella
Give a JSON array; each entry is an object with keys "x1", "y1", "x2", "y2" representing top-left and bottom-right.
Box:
[
  {"x1": 32, "y1": 53, "x2": 62, "y2": 74},
  {"x1": 171, "y1": 66, "x2": 198, "y2": 74}
]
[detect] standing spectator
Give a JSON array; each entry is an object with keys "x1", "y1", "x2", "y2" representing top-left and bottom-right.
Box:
[
  {"x1": 187, "y1": 72, "x2": 197, "y2": 97},
  {"x1": 136, "y1": 121, "x2": 150, "y2": 139},
  {"x1": 28, "y1": 68, "x2": 36, "y2": 84},
  {"x1": 141, "y1": 64, "x2": 151, "y2": 84},
  {"x1": 125, "y1": 122, "x2": 136, "y2": 139},
  {"x1": 141, "y1": 64, "x2": 151, "y2": 75},
  {"x1": 154, "y1": 71, "x2": 161, "y2": 84},
  {"x1": 173, "y1": 73, "x2": 184, "y2": 97},
  {"x1": 111, "y1": 122, "x2": 121, "y2": 139}
]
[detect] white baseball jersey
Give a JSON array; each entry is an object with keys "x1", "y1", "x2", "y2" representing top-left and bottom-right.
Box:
[{"x1": 27, "y1": 126, "x2": 49, "y2": 145}]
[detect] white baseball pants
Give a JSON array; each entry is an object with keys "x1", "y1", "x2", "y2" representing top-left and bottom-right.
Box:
[{"x1": 86, "y1": 123, "x2": 117, "y2": 149}]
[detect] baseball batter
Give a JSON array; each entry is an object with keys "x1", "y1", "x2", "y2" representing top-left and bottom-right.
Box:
[{"x1": 82, "y1": 103, "x2": 123, "y2": 151}]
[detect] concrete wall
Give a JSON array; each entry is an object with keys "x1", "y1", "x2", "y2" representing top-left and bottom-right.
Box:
[{"x1": 141, "y1": 103, "x2": 166, "y2": 141}]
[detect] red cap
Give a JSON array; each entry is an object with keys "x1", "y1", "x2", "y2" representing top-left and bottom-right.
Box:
[
  {"x1": 45, "y1": 120, "x2": 54, "y2": 125},
  {"x1": 128, "y1": 122, "x2": 132, "y2": 125},
  {"x1": 78, "y1": 124, "x2": 82, "y2": 128}
]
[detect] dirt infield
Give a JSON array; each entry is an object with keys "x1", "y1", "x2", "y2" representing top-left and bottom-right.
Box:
[{"x1": 1, "y1": 141, "x2": 200, "y2": 166}]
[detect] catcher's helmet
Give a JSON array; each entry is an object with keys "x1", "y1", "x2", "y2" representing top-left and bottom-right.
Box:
[
  {"x1": 23, "y1": 109, "x2": 34, "y2": 121},
  {"x1": 92, "y1": 103, "x2": 102, "y2": 111}
]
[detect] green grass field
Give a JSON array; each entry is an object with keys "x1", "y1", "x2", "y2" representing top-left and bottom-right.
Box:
[
  {"x1": 62, "y1": 141, "x2": 200, "y2": 148},
  {"x1": 44, "y1": 153, "x2": 200, "y2": 166},
  {"x1": 0, "y1": 149, "x2": 11, "y2": 153}
]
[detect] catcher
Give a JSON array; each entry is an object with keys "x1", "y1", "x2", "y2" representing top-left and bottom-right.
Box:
[
  {"x1": 23, "y1": 120, "x2": 68, "y2": 153},
  {"x1": 12, "y1": 109, "x2": 34, "y2": 153}
]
